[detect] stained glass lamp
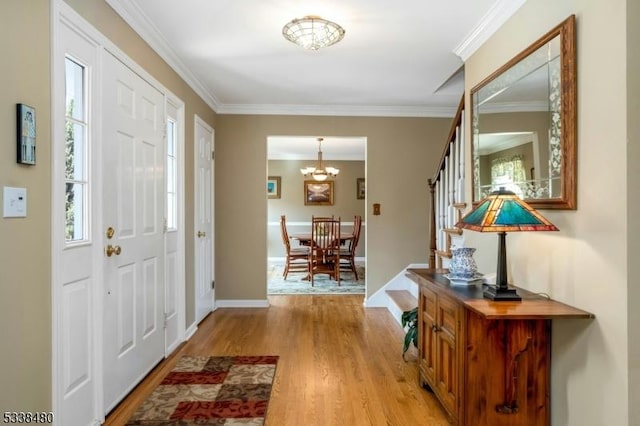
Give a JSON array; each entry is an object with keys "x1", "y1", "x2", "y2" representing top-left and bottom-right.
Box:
[{"x1": 455, "y1": 188, "x2": 558, "y2": 301}]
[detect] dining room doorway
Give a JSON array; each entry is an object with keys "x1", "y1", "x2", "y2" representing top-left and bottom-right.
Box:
[{"x1": 266, "y1": 136, "x2": 367, "y2": 294}]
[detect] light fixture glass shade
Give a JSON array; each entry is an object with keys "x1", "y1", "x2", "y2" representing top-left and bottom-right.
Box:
[
  {"x1": 282, "y1": 15, "x2": 345, "y2": 50},
  {"x1": 300, "y1": 138, "x2": 339, "y2": 181}
]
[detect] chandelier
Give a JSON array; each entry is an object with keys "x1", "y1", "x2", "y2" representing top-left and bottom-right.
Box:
[
  {"x1": 300, "y1": 138, "x2": 340, "y2": 181},
  {"x1": 282, "y1": 15, "x2": 345, "y2": 50}
]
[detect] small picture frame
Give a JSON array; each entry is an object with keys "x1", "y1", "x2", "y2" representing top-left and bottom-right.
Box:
[
  {"x1": 267, "y1": 176, "x2": 281, "y2": 199},
  {"x1": 17, "y1": 103, "x2": 36, "y2": 165},
  {"x1": 356, "y1": 178, "x2": 365, "y2": 200},
  {"x1": 304, "y1": 180, "x2": 334, "y2": 206}
]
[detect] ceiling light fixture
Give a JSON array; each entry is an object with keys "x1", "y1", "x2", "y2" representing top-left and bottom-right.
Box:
[
  {"x1": 282, "y1": 15, "x2": 345, "y2": 50},
  {"x1": 300, "y1": 138, "x2": 340, "y2": 181}
]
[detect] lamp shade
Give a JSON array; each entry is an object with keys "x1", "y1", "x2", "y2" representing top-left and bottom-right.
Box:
[
  {"x1": 455, "y1": 188, "x2": 558, "y2": 301},
  {"x1": 456, "y1": 189, "x2": 558, "y2": 232}
]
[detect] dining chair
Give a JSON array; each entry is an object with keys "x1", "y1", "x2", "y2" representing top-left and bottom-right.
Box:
[
  {"x1": 339, "y1": 215, "x2": 362, "y2": 280},
  {"x1": 309, "y1": 216, "x2": 341, "y2": 286},
  {"x1": 280, "y1": 215, "x2": 309, "y2": 279}
]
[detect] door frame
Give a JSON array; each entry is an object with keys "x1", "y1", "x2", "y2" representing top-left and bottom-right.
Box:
[{"x1": 51, "y1": 2, "x2": 186, "y2": 423}]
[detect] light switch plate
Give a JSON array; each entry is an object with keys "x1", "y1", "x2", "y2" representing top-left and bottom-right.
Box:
[{"x1": 3, "y1": 186, "x2": 27, "y2": 218}]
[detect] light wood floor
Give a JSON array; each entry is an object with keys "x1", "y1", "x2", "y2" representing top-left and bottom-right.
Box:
[{"x1": 104, "y1": 295, "x2": 450, "y2": 426}]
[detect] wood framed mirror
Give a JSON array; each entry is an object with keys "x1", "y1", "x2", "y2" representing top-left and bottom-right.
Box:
[{"x1": 470, "y1": 15, "x2": 576, "y2": 209}]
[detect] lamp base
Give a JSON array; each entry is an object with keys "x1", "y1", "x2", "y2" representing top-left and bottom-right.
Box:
[{"x1": 483, "y1": 285, "x2": 522, "y2": 301}]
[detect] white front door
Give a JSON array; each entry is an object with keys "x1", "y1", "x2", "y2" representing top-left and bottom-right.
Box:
[
  {"x1": 102, "y1": 52, "x2": 166, "y2": 412},
  {"x1": 194, "y1": 117, "x2": 214, "y2": 323}
]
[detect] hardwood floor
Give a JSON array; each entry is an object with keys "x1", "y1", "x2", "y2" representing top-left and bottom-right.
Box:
[{"x1": 104, "y1": 295, "x2": 450, "y2": 426}]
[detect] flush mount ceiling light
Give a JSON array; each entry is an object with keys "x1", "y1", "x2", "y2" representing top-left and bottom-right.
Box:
[
  {"x1": 282, "y1": 15, "x2": 345, "y2": 50},
  {"x1": 300, "y1": 138, "x2": 340, "y2": 181}
]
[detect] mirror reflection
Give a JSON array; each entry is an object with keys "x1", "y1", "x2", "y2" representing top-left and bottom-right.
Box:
[{"x1": 471, "y1": 15, "x2": 576, "y2": 209}]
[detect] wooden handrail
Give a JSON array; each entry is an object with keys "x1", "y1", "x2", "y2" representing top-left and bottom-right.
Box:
[{"x1": 432, "y1": 95, "x2": 465, "y2": 183}]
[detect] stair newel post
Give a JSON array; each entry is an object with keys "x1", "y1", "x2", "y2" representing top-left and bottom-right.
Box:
[{"x1": 428, "y1": 179, "x2": 436, "y2": 268}]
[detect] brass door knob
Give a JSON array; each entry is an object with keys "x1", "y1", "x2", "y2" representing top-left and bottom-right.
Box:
[
  {"x1": 197, "y1": 231, "x2": 206, "y2": 238},
  {"x1": 106, "y1": 244, "x2": 122, "y2": 257}
]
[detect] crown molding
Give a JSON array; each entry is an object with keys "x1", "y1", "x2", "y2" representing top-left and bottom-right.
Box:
[
  {"x1": 216, "y1": 103, "x2": 457, "y2": 118},
  {"x1": 453, "y1": 0, "x2": 527, "y2": 62},
  {"x1": 105, "y1": 0, "x2": 221, "y2": 111}
]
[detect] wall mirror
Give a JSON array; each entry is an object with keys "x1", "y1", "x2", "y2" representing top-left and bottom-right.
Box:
[{"x1": 470, "y1": 15, "x2": 576, "y2": 209}]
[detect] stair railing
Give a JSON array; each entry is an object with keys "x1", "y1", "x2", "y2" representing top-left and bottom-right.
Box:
[{"x1": 428, "y1": 96, "x2": 466, "y2": 269}]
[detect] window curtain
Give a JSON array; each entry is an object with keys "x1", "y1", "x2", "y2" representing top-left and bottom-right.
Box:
[{"x1": 491, "y1": 155, "x2": 527, "y2": 196}]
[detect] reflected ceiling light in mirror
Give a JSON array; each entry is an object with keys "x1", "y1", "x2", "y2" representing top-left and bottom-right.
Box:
[{"x1": 300, "y1": 138, "x2": 340, "y2": 181}]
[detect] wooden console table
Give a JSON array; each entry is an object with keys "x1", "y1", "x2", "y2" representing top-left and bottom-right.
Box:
[{"x1": 406, "y1": 268, "x2": 593, "y2": 426}]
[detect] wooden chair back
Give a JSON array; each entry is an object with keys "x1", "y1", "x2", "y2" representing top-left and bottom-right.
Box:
[
  {"x1": 280, "y1": 215, "x2": 292, "y2": 252},
  {"x1": 280, "y1": 215, "x2": 309, "y2": 279},
  {"x1": 309, "y1": 216, "x2": 341, "y2": 285},
  {"x1": 350, "y1": 215, "x2": 362, "y2": 253}
]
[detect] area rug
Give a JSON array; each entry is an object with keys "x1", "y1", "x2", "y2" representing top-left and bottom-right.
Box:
[
  {"x1": 267, "y1": 263, "x2": 365, "y2": 295},
  {"x1": 126, "y1": 355, "x2": 278, "y2": 425}
]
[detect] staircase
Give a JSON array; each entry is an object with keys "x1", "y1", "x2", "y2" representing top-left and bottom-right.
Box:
[
  {"x1": 375, "y1": 95, "x2": 467, "y2": 326},
  {"x1": 365, "y1": 263, "x2": 425, "y2": 327},
  {"x1": 434, "y1": 203, "x2": 467, "y2": 268},
  {"x1": 386, "y1": 289, "x2": 418, "y2": 325}
]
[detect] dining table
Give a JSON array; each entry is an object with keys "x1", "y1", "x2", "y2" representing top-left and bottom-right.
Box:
[{"x1": 289, "y1": 232, "x2": 354, "y2": 247}]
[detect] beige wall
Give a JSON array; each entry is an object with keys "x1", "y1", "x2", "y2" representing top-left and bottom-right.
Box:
[
  {"x1": 627, "y1": 0, "x2": 640, "y2": 420},
  {"x1": 268, "y1": 160, "x2": 366, "y2": 258},
  {"x1": 0, "y1": 0, "x2": 216, "y2": 411},
  {"x1": 0, "y1": 0, "x2": 52, "y2": 411},
  {"x1": 215, "y1": 114, "x2": 450, "y2": 301},
  {"x1": 465, "y1": 0, "x2": 633, "y2": 424}
]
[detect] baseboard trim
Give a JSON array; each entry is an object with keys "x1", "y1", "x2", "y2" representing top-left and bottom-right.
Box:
[
  {"x1": 184, "y1": 322, "x2": 198, "y2": 340},
  {"x1": 216, "y1": 299, "x2": 270, "y2": 308}
]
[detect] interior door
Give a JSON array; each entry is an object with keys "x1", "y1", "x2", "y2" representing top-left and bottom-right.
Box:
[
  {"x1": 102, "y1": 51, "x2": 165, "y2": 412},
  {"x1": 194, "y1": 117, "x2": 214, "y2": 323}
]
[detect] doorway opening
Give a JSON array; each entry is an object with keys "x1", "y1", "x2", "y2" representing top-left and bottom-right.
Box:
[{"x1": 266, "y1": 135, "x2": 367, "y2": 295}]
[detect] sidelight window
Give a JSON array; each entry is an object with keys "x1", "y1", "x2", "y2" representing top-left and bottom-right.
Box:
[
  {"x1": 64, "y1": 57, "x2": 89, "y2": 242},
  {"x1": 166, "y1": 118, "x2": 177, "y2": 230}
]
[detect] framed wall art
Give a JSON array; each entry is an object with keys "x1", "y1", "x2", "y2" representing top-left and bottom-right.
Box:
[
  {"x1": 17, "y1": 103, "x2": 36, "y2": 165},
  {"x1": 356, "y1": 178, "x2": 365, "y2": 200},
  {"x1": 267, "y1": 176, "x2": 281, "y2": 199},
  {"x1": 304, "y1": 180, "x2": 334, "y2": 206}
]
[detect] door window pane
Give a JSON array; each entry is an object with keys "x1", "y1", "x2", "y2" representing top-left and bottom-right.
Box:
[
  {"x1": 64, "y1": 57, "x2": 89, "y2": 242},
  {"x1": 166, "y1": 119, "x2": 177, "y2": 230}
]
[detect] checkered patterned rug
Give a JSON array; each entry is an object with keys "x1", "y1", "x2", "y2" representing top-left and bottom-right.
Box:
[{"x1": 126, "y1": 355, "x2": 278, "y2": 425}]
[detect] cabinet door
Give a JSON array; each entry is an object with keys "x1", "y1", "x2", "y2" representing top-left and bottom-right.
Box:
[
  {"x1": 419, "y1": 285, "x2": 438, "y2": 386},
  {"x1": 435, "y1": 294, "x2": 460, "y2": 418}
]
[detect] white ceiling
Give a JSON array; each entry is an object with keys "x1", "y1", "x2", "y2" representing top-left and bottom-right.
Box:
[
  {"x1": 106, "y1": 0, "x2": 526, "y2": 118},
  {"x1": 268, "y1": 136, "x2": 366, "y2": 160}
]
